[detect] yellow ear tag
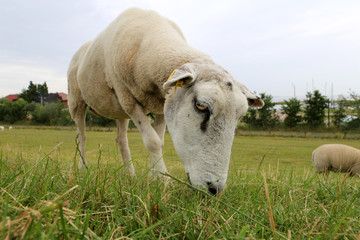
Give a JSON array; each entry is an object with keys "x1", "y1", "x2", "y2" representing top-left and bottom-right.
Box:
[
  {"x1": 167, "y1": 69, "x2": 176, "y2": 82},
  {"x1": 174, "y1": 80, "x2": 184, "y2": 94},
  {"x1": 166, "y1": 69, "x2": 183, "y2": 94}
]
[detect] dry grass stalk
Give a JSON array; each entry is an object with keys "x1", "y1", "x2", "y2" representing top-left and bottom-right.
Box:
[
  {"x1": 0, "y1": 189, "x2": 77, "y2": 239},
  {"x1": 335, "y1": 171, "x2": 350, "y2": 203},
  {"x1": 262, "y1": 172, "x2": 276, "y2": 234}
]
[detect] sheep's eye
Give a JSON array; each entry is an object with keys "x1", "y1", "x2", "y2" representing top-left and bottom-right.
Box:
[{"x1": 195, "y1": 102, "x2": 208, "y2": 111}]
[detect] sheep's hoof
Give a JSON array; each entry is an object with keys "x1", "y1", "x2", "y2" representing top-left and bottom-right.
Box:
[
  {"x1": 121, "y1": 164, "x2": 136, "y2": 177},
  {"x1": 149, "y1": 169, "x2": 170, "y2": 180}
]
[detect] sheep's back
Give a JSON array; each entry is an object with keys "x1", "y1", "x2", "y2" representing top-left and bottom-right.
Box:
[{"x1": 313, "y1": 144, "x2": 360, "y2": 172}]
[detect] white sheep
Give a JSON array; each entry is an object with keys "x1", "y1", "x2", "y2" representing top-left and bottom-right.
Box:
[
  {"x1": 9, "y1": 126, "x2": 13, "y2": 130},
  {"x1": 68, "y1": 8, "x2": 263, "y2": 194},
  {"x1": 0, "y1": 126, "x2": 4, "y2": 131},
  {"x1": 312, "y1": 144, "x2": 360, "y2": 176}
]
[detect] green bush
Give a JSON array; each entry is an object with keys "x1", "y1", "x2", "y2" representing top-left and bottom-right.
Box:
[
  {"x1": 0, "y1": 98, "x2": 28, "y2": 123},
  {"x1": 342, "y1": 118, "x2": 360, "y2": 131},
  {"x1": 31, "y1": 102, "x2": 64, "y2": 125},
  {"x1": 58, "y1": 109, "x2": 74, "y2": 126},
  {"x1": 85, "y1": 109, "x2": 116, "y2": 127}
]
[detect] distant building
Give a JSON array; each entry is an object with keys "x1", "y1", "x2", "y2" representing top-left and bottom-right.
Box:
[
  {"x1": 43, "y1": 92, "x2": 68, "y2": 108},
  {"x1": 3, "y1": 92, "x2": 68, "y2": 108},
  {"x1": 57, "y1": 92, "x2": 68, "y2": 108},
  {"x1": 5, "y1": 94, "x2": 19, "y2": 102}
]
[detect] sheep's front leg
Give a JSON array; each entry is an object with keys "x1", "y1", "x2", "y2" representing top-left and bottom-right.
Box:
[
  {"x1": 154, "y1": 114, "x2": 166, "y2": 146},
  {"x1": 116, "y1": 119, "x2": 135, "y2": 176},
  {"x1": 131, "y1": 106, "x2": 168, "y2": 177}
]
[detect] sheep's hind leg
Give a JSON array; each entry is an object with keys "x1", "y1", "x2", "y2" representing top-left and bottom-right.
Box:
[
  {"x1": 350, "y1": 163, "x2": 360, "y2": 177},
  {"x1": 70, "y1": 102, "x2": 88, "y2": 169},
  {"x1": 116, "y1": 119, "x2": 135, "y2": 176}
]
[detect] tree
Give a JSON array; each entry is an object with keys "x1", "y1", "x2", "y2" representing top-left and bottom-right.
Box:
[
  {"x1": 333, "y1": 95, "x2": 346, "y2": 128},
  {"x1": 348, "y1": 91, "x2": 360, "y2": 117},
  {"x1": 257, "y1": 93, "x2": 279, "y2": 128},
  {"x1": 19, "y1": 81, "x2": 38, "y2": 103},
  {"x1": 19, "y1": 81, "x2": 48, "y2": 104},
  {"x1": 303, "y1": 90, "x2": 329, "y2": 128},
  {"x1": 281, "y1": 98, "x2": 302, "y2": 128},
  {"x1": 38, "y1": 82, "x2": 48, "y2": 105},
  {"x1": 242, "y1": 108, "x2": 257, "y2": 126}
]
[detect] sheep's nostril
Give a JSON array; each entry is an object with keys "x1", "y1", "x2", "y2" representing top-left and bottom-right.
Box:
[
  {"x1": 207, "y1": 182, "x2": 219, "y2": 195},
  {"x1": 208, "y1": 186, "x2": 218, "y2": 195}
]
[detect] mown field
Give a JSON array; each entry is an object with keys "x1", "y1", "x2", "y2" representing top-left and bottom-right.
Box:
[{"x1": 1, "y1": 128, "x2": 360, "y2": 239}]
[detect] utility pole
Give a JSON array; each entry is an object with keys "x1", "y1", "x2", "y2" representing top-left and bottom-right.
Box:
[
  {"x1": 292, "y1": 83, "x2": 296, "y2": 98},
  {"x1": 331, "y1": 82, "x2": 333, "y2": 108},
  {"x1": 327, "y1": 82, "x2": 334, "y2": 127},
  {"x1": 328, "y1": 99, "x2": 330, "y2": 127}
]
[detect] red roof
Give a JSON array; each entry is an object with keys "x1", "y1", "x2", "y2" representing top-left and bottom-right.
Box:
[
  {"x1": 5, "y1": 94, "x2": 19, "y2": 101},
  {"x1": 57, "y1": 92, "x2": 68, "y2": 101}
]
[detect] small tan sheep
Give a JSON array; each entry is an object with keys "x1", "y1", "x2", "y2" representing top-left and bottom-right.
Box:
[{"x1": 312, "y1": 144, "x2": 360, "y2": 176}]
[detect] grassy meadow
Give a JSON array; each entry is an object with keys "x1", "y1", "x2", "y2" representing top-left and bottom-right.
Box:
[{"x1": 1, "y1": 128, "x2": 360, "y2": 239}]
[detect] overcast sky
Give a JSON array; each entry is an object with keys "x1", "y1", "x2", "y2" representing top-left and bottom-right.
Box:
[{"x1": 1, "y1": 0, "x2": 360, "y2": 101}]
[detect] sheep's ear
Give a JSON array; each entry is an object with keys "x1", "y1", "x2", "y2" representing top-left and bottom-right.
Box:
[
  {"x1": 238, "y1": 82, "x2": 264, "y2": 107},
  {"x1": 247, "y1": 96, "x2": 264, "y2": 107},
  {"x1": 163, "y1": 63, "x2": 197, "y2": 90}
]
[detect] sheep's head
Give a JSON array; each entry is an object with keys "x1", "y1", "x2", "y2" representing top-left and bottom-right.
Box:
[{"x1": 163, "y1": 62, "x2": 263, "y2": 195}]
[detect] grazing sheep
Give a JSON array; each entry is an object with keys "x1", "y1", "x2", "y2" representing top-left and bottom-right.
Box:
[
  {"x1": 9, "y1": 126, "x2": 13, "y2": 130},
  {"x1": 68, "y1": 8, "x2": 263, "y2": 194},
  {"x1": 0, "y1": 126, "x2": 4, "y2": 131},
  {"x1": 312, "y1": 144, "x2": 360, "y2": 176}
]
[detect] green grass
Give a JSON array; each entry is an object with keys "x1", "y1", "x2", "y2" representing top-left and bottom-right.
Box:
[{"x1": 1, "y1": 128, "x2": 360, "y2": 239}]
